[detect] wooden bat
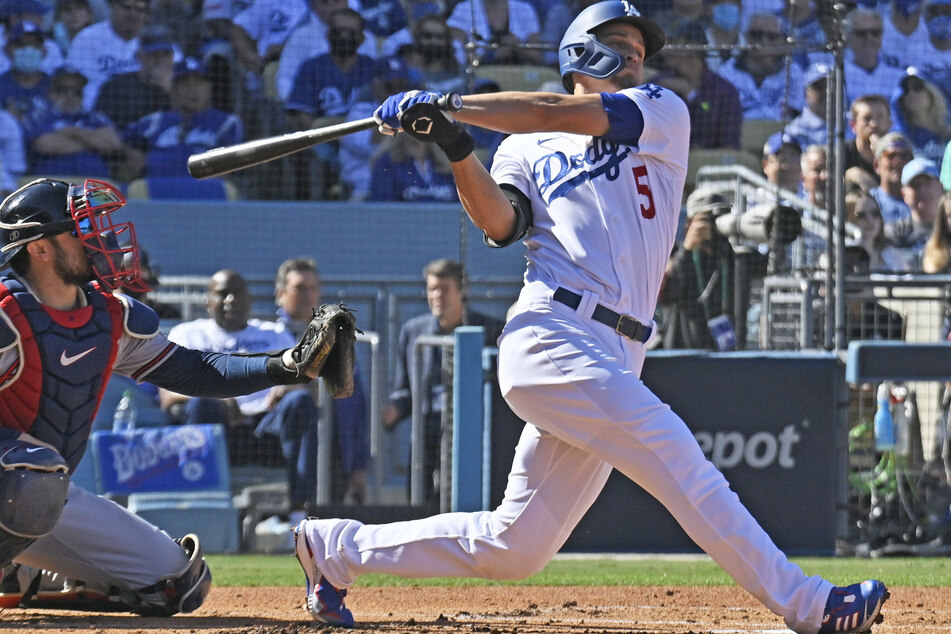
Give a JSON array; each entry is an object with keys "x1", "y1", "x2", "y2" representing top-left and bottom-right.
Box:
[{"x1": 186, "y1": 117, "x2": 377, "y2": 179}]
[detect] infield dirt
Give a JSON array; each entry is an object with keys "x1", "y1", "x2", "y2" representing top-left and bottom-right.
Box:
[{"x1": 0, "y1": 585, "x2": 948, "y2": 633}]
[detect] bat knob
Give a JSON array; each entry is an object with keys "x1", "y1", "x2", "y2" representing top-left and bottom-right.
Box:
[{"x1": 438, "y1": 92, "x2": 463, "y2": 112}]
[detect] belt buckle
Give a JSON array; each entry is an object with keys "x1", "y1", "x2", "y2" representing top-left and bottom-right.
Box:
[{"x1": 616, "y1": 314, "x2": 640, "y2": 341}]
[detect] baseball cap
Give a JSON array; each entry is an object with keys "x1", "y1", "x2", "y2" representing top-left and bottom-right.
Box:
[
  {"x1": 686, "y1": 188, "x2": 731, "y2": 218},
  {"x1": 763, "y1": 132, "x2": 802, "y2": 157},
  {"x1": 901, "y1": 157, "x2": 940, "y2": 186},
  {"x1": 172, "y1": 57, "x2": 208, "y2": 82},
  {"x1": 874, "y1": 131, "x2": 913, "y2": 160},
  {"x1": 8, "y1": 18, "x2": 45, "y2": 43},
  {"x1": 138, "y1": 24, "x2": 174, "y2": 54},
  {"x1": 373, "y1": 55, "x2": 409, "y2": 84},
  {"x1": 1, "y1": 0, "x2": 49, "y2": 16},
  {"x1": 804, "y1": 62, "x2": 831, "y2": 87}
]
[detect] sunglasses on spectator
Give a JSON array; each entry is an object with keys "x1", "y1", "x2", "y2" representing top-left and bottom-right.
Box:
[{"x1": 852, "y1": 28, "x2": 882, "y2": 38}]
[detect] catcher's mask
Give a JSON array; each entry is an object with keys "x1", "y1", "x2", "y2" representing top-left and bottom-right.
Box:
[
  {"x1": 0, "y1": 178, "x2": 148, "y2": 292},
  {"x1": 558, "y1": 1, "x2": 666, "y2": 91}
]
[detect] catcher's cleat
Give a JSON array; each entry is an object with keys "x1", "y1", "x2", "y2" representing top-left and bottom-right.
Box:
[
  {"x1": 293, "y1": 520, "x2": 354, "y2": 628},
  {"x1": 819, "y1": 580, "x2": 889, "y2": 633}
]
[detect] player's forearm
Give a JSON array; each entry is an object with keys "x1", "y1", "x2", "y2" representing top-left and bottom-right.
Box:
[
  {"x1": 451, "y1": 155, "x2": 517, "y2": 244},
  {"x1": 455, "y1": 92, "x2": 609, "y2": 137}
]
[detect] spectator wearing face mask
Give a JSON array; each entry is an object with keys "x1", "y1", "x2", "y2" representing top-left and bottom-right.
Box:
[{"x1": 0, "y1": 20, "x2": 50, "y2": 122}]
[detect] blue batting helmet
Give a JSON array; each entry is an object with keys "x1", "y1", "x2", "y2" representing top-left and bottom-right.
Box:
[{"x1": 558, "y1": 1, "x2": 666, "y2": 91}]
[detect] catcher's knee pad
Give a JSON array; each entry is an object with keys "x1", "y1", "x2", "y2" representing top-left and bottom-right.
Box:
[
  {"x1": 132, "y1": 534, "x2": 212, "y2": 616},
  {"x1": 0, "y1": 439, "x2": 69, "y2": 568}
]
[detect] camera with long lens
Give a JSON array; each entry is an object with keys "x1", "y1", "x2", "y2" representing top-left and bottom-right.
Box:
[{"x1": 714, "y1": 202, "x2": 802, "y2": 246}]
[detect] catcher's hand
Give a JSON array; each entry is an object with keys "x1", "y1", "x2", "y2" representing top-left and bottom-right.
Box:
[{"x1": 289, "y1": 303, "x2": 361, "y2": 398}]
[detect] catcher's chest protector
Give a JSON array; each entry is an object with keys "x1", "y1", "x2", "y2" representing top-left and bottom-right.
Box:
[{"x1": 0, "y1": 278, "x2": 123, "y2": 469}]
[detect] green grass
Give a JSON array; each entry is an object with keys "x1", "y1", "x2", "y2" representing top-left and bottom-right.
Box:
[{"x1": 206, "y1": 554, "x2": 951, "y2": 588}]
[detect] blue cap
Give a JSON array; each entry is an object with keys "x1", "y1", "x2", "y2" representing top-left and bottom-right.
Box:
[
  {"x1": 138, "y1": 24, "x2": 174, "y2": 54},
  {"x1": 172, "y1": 57, "x2": 207, "y2": 82},
  {"x1": 373, "y1": 55, "x2": 409, "y2": 83},
  {"x1": 8, "y1": 18, "x2": 44, "y2": 42},
  {"x1": 804, "y1": 62, "x2": 831, "y2": 86},
  {"x1": 763, "y1": 132, "x2": 802, "y2": 156},
  {"x1": 901, "y1": 157, "x2": 940, "y2": 185}
]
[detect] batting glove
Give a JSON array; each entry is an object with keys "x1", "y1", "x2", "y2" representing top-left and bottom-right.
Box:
[
  {"x1": 373, "y1": 90, "x2": 453, "y2": 135},
  {"x1": 400, "y1": 95, "x2": 473, "y2": 162}
]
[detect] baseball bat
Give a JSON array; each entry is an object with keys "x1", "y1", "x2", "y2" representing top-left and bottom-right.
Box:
[
  {"x1": 186, "y1": 93, "x2": 463, "y2": 180},
  {"x1": 187, "y1": 117, "x2": 377, "y2": 179}
]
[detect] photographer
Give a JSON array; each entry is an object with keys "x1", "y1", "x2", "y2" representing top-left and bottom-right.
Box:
[{"x1": 659, "y1": 189, "x2": 767, "y2": 350}]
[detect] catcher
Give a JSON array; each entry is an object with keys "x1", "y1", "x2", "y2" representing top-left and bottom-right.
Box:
[{"x1": 0, "y1": 178, "x2": 356, "y2": 613}]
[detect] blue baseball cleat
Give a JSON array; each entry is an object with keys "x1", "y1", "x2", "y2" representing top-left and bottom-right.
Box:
[
  {"x1": 819, "y1": 580, "x2": 889, "y2": 633},
  {"x1": 293, "y1": 520, "x2": 355, "y2": 628}
]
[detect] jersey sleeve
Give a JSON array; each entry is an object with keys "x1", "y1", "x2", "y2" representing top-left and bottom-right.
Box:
[
  {"x1": 488, "y1": 135, "x2": 535, "y2": 200},
  {"x1": 601, "y1": 84, "x2": 690, "y2": 173}
]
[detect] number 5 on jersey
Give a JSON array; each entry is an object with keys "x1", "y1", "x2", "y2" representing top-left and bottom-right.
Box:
[{"x1": 632, "y1": 165, "x2": 655, "y2": 219}]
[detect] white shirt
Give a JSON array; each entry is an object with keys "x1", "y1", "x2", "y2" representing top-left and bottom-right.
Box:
[
  {"x1": 167, "y1": 318, "x2": 295, "y2": 416},
  {"x1": 275, "y1": 6, "x2": 378, "y2": 102},
  {"x1": 881, "y1": 15, "x2": 932, "y2": 70},
  {"x1": 66, "y1": 21, "x2": 141, "y2": 110},
  {"x1": 491, "y1": 84, "x2": 689, "y2": 322},
  {"x1": 843, "y1": 52, "x2": 905, "y2": 106},
  {"x1": 233, "y1": 0, "x2": 310, "y2": 57},
  {"x1": 447, "y1": 0, "x2": 539, "y2": 59}
]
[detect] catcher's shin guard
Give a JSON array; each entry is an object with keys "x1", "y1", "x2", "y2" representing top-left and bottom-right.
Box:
[{"x1": 132, "y1": 534, "x2": 212, "y2": 616}]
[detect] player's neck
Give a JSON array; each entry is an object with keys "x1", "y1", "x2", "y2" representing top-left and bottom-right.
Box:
[{"x1": 27, "y1": 273, "x2": 83, "y2": 311}]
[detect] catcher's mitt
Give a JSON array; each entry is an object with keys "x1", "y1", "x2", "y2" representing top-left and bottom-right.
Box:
[{"x1": 290, "y1": 303, "x2": 360, "y2": 398}]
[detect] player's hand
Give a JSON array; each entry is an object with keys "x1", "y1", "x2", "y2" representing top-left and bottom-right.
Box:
[{"x1": 374, "y1": 90, "x2": 448, "y2": 134}]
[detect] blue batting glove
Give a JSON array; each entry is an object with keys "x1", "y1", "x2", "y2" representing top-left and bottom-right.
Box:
[{"x1": 373, "y1": 91, "x2": 408, "y2": 130}]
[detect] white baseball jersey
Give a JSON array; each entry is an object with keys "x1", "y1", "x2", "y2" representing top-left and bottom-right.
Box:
[
  {"x1": 167, "y1": 318, "x2": 294, "y2": 416},
  {"x1": 843, "y1": 53, "x2": 905, "y2": 106},
  {"x1": 716, "y1": 58, "x2": 805, "y2": 120},
  {"x1": 491, "y1": 84, "x2": 688, "y2": 325},
  {"x1": 66, "y1": 21, "x2": 140, "y2": 110},
  {"x1": 233, "y1": 0, "x2": 310, "y2": 57}
]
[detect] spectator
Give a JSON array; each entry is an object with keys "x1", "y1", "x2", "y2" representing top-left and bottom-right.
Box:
[
  {"x1": 284, "y1": 7, "x2": 375, "y2": 127},
  {"x1": 50, "y1": 0, "x2": 94, "y2": 58},
  {"x1": 264, "y1": 257, "x2": 369, "y2": 505},
  {"x1": 358, "y1": 0, "x2": 408, "y2": 38},
  {"x1": 381, "y1": 1, "x2": 467, "y2": 66},
  {"x1": 369, "y1": 131, "x2": 458, "y2": 202},
  {"x1": 0, "y1": 0, "x2": 64, "y2": 76},
  {"x1": 943, "y1": 138, "x2": 951, "y2": 190},
  {"x1": 654, "y1": 20, "x2": 741, "y2": 149},
  {"x1": 447, "y1": 0, "x2": 543, "y2": 65},
  {"x1": 785, "y1": 0, "x2": 827, "y2": 69},
  {"x1": 22, "y1": 65, "x2": 126, "y2": 180},
  {"x1": 890, "y1": 69, "x2": 951, "y2": 164},
  {"x1": 801, "y1": 143, "x2": 827, "y2": 209},
  {"x1": 913, "y1": 0, "x2": 951, "y2": 104},
  {"x1": 784, "y1": 62, "x2": 830, "y2": 149},
  {"x1": 885, "y1": 156, "x2": 945, "y2": 257},
  {"x1": 869, "y1": 131, "x2": 914, "y2": 224},
  {"x1": 148, "y1": 0, "x2": 202, "y2": 58},
  {"x1": 882, "y1": 0, "x2": 931, "y2": 70},
  {"x1": 400, "y1": 14, "x2": 467, "y2": 95},
  {"x1": 540, "y1": 0, "x2": 598, "y2": 67},
  {"x1": 845, "y1": 186, "x2": 911, "y2": 273},
  {"x1": 702, "y1": 0, "x2": 741, "y2": 71},
  {"x1": 275, "y1": 0, "x2": 377, "y2": 103},
  {"x1": 119, "y1": 248, "x2": 181, "y2": 319},
  {"x1": 382, "y1": 258, "x2": 503, "y2": 506},
  {"x1": 93, "y1": 23, "x2": 174, "y2": 130},
  {"x1": 716, "y1": 12, "x2": 804, "y2": 120},
  {"x1": 159, "y1": 269, "x2": 299, "y2": 501},
  {"x1": 0, "y1": 20, "x2": 50, "y2": 121},
  {"x1": 922, "y1": 190, "x2": 951, "y2": 272},
  {"x1": 0, "y1": 107, "x2": 23, "y2": 195},
  {"x1": 761, "y1": 131, "x2": 802, "y2": 195},
  {"x1": 844, "y1": 93, "x2": 892, "y2": 182},
  {"x1": 123, "y1": 57, "x2": 243, "y2": 179},
  {"x1": 66, "y1": 0, "x2": 150, "y2": 109},
  {"x1": 650, "y1": 0, "x2": 705, "y2": 38},
  {"x1": 659, "y1": 189, "x2": 764, "y2": 350},
  {"x1": 338, "y1": 54, "x2": 411, "y2": 201},
  {"x1": 229, "y1": 0, "x2": 308, "y2": 79},
  {"x1": 842, "y1": 7, "x2": 905, "y2": 106}
]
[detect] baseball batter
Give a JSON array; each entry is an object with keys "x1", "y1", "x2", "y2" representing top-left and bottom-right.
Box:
[
  {"x1": 0, "y1": 178, "x2": 335, "y2": 612},
  {"x1": 292, "y1": 3, "x2": 889, "y2": 633}
]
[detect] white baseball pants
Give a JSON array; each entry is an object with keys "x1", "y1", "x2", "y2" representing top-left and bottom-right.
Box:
[{"x1": 299, "y1": 293, "x2": 832, "y2": 634}]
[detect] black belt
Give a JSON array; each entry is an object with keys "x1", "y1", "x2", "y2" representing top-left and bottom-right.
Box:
[{"x1": 553, "y1": 287, "x2": 652, "y2": 344}]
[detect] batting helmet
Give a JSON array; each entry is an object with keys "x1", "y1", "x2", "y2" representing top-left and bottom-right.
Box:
[
  {"x1": 0, "y1": 178, "x2": 148, "y2": 292},
  {"x1": 558, "y1": 1, "x2": 666, "y2": 91}
]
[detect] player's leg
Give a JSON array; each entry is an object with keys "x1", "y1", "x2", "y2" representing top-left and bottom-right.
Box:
[
  {"x1": 296, "y1": 421, "x2": 612, "y2": 587},
  {"x1": 497, "y1": 306, "x2": 831, "y2": 633},
  {"x1": 13, "y1": 481, "x2": 210, "y2": 615}
]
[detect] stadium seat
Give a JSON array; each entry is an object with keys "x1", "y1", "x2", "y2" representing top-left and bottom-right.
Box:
[
  {"x1": 740, "y1": 118, "x2": 784, "y2": 156},
  {"x1": 472, "y1": 64, "x2": 562, "y2": 92},
  {"x1": 125, "y1": 177, "x2": 241, "y2": 200}
]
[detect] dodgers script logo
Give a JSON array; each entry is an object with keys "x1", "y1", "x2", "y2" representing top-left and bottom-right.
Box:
[{"x1": 534, "y1": 137, "x2": 631, "y2": 204}]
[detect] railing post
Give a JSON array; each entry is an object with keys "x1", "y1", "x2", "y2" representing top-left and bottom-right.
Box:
[{"x1": 452, "y1": 326, "x2": 484, "y2": 513}]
